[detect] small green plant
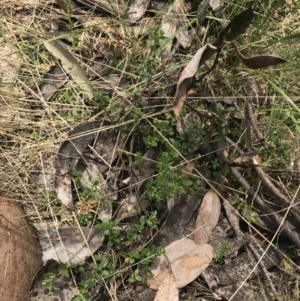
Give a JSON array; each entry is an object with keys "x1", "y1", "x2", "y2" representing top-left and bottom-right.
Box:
[
  {"x1": 231, "y1": 198, "x2": 258, "y2": 223},
  {"x1": 211, "y1": 241, "x2": 230, "y2": 264},
  {"x1": 42, "y1": 272, "x2": 57, "y2": 291},
  {"x1": 64, "y1": 0, "x2": 79, "y2": 47}
]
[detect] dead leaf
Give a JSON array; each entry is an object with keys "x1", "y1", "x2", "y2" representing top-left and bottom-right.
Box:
[
  {"x1": 57, "y1": 121, "x2": 109, "y2": 174},
  {"x1": 161, "y1": 19, "x2": 176, "y2": 60},
  {"x1": 209, "y1": 0, "x2": 222, "y2": 16},
  {"x1": 152, "y1": 193, "x2": 203, "y2": 248},
  {"x1": 176, "y1": 29, "x2": 191, "y2": 49},
  {"x1": 79, "y1": 162, "x2": 112, "y2": 220},
  {"x1": 115, "y1": 147, "x2": 159, "y2": 219},
  {"x1": 43, "y1": 40, "x2": 93, "y2": 99},
  {"x1": 232, "y1": 42, "x2": 286, "y2": 69},
  {"x1": 194, "y1": 189, "x2": 221, "y2": 245},
  {"x1": 0, "y1": 195, "x2": 42, "y2": 301},
  {"x1": 222, "y1": 8, "x2": 254, "y2": 42},
  {"x1": 38, "y1": 226, "x2": 105, "y2": 264},
  {"x1": 55, "y1": 120, "x2": 109, "y2": 210},
  {"x1": 173, "y1": 43, "x2": 217, "y2": 116},
  {"x1": 35, "y1": 65, "x2": 68, "y2": 101},
  {"x1": 128, "y1": 0, "x2": 150, "y2": 23},
  {"x1": 231, "y1": 151, "x2": 261, "y2": 166},
  {"x1": 154, "y1": 269, "x2": 179, "y2": 301},
  {"x1": 55, "y1": 173, "x2": 75, "y2": 211},
  {"x1": 30, "y1": 261, "x2": 79, "y2": 300},
  {"x1": 196, "y1": 0, "x2": 210, "y2": 28},
  {"x1": 148, "y1": 238, "x2": 213, "y2": 289}
]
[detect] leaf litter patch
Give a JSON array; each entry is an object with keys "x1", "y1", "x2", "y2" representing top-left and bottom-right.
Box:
[{"x1": 1, "y1": 1, "x2": 298, "y2": 301}]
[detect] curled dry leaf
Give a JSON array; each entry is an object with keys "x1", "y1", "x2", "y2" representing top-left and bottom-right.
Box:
[
  {"x1": 194, "y1": 189, "x2": 221, "y2": 245},
  {"x1": 154, "y1": 269, "x2": 179, "y2": 301},
  {"x1": 38, "y1": 226, "x2": 105, "y2": 264},
  {"x1": 0, "y1": 195, "x2": 42, "y2": 301},
  {"x1": 173, "y1": 43, "x2": 217, "y2": 116},
  {"x1": 148, "y1": 238, "x2": 213, "y2": 289},
  {"x1": 43, "y1": 40, "x2": 93, "y2": 99},
  {"x1": 232, "y1": 42, "x2": 286, "y2": 69}
]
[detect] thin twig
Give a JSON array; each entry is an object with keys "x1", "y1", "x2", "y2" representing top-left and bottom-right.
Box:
[
  {"x1": 229, "y1": 166, "x2": 300, "y2": 248},
  {"x1": 224, "y1": 135, "x2": 300, "y2": 224},
  {"x1": 248, "y1": 243, "x2": 282, "y2": 301}
]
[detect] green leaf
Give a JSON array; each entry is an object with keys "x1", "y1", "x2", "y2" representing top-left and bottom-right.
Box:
[
  {"x1": 43, "y1": 39, "x2": 93, "y2": 99},
  {"x1": 281, "y1": 33, "x2": 300, "y2": 41}
]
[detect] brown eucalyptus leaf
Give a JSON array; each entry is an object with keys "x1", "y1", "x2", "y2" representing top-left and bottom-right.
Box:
[
  {"x1": 233, "y1": 42, "x2": 286, "y2": 69},
  {"x1": 38, "y1": 226, "x2": 105, "y2": 264},
  {"x1": 173, "y1": 43, "x2": 217, "y2": 116},
  {"x1": 43, "y1": 40, "x2": 93, "y2": 99},
  {"x1": 0, "y1": 195, "x2": 42, "y2": 301},
  {"x1": 148, "y1": 238, "x2": 213, "y2": 289},
  {"x1": 128, "y1": 0, "x2": 150, "y2": 23},
  {"x1": 194, "y1": 189, "x2": 221, "y2": 245},
  {"x1": 154, "y1": 269, "x2": 179, "y2": 301},
  {"x1": 240, "y1": 54, "x2": 286, "y2": 69}
]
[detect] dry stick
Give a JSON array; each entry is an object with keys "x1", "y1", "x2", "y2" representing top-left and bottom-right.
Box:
[
  {"x1": 248, "y1": 243, "x2": 282, "y2": 301},
  {"x1": 229, "y1": 166, "x2": 300, "y2": 248},
  {"x1": 243, "y1": 79, "x2": 300, "y2": 220},
  {"x1": 254, "y1": 166, "x2": 300, "y2": 222},
  {"x1": 223, "y1": 194, "x2": 281, "y2": 301},
  {"x1": 245, "y1": 77, "x2": 265, "y2": 145},
  {"x1": 225, "y1": 135, "x2": 300, "y2": 225}
]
